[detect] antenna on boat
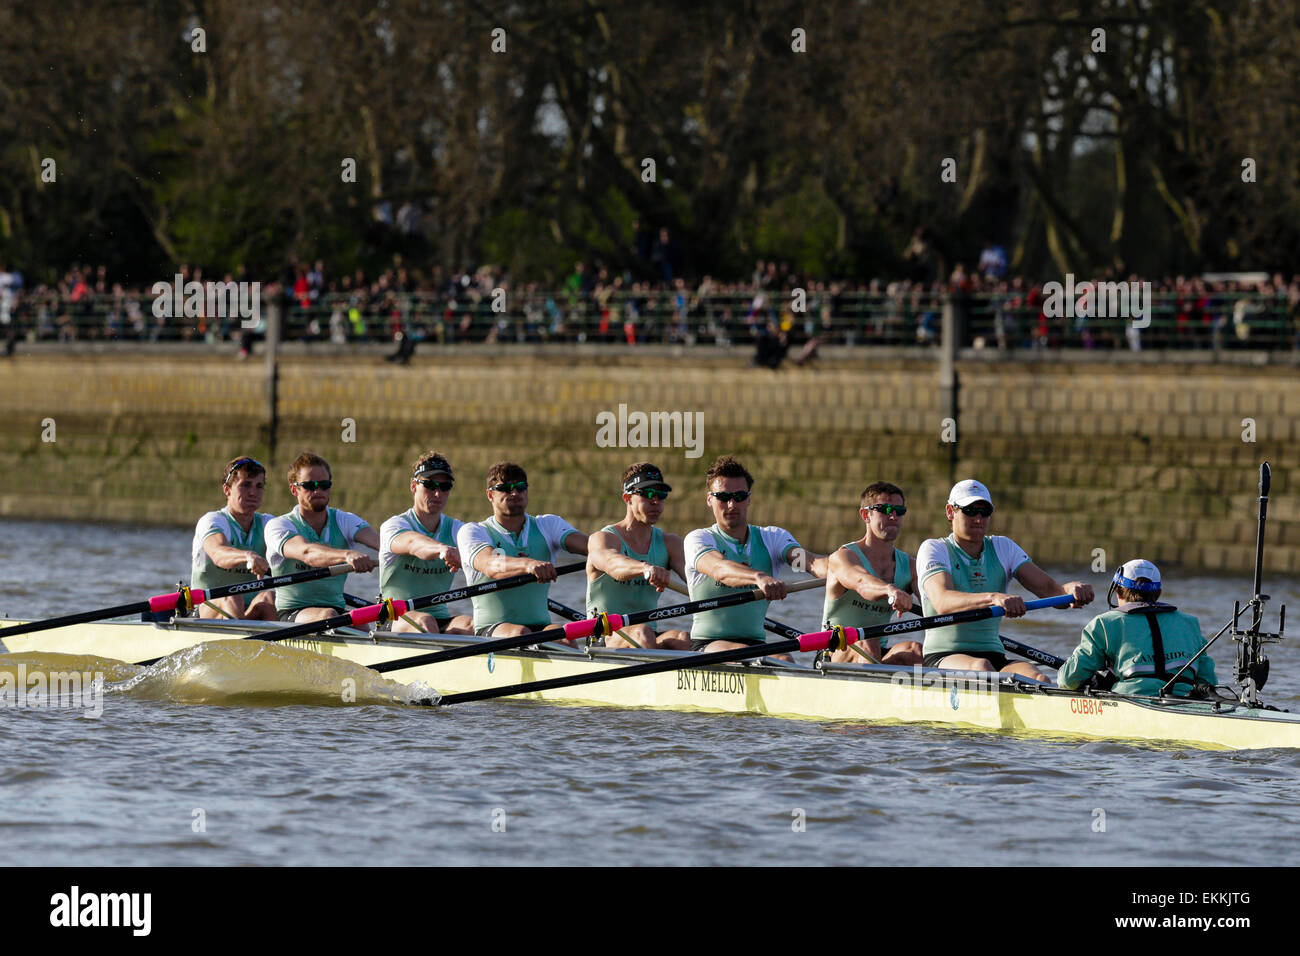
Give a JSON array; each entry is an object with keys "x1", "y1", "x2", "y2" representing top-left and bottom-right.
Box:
[
  {"x1": 1233, "y1": 462, "x2": 1285, "y2": 705},
  {"x1": 1162, "y1": 462, "x2": 1285, "y2": 704}
]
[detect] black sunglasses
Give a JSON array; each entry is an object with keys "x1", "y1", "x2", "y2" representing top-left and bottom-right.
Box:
[
  {"x1": 490, "y1": 481, "x2": 528, "y2": 493},
  {"x1": 957, "y1": 503, "x2": 993, "y2": 517},
  {"x1": 417, "y1": 478, "x2": 454, "y2": 492},
  {"x1": 295, "y1": 479, "x2": 333, "y2": 491},
  {"x1": 865, "y1": 503, "x2": 907, "y2": 517},
  {"x1": 225, "y1": 457, "x2": 264, "y2": 484},
  {"x1": 632, "y1": 488, "x2": 670, "y2": 500},
  {"x1": 710, "y1": 490, "x2": 751, "y2": 503}
]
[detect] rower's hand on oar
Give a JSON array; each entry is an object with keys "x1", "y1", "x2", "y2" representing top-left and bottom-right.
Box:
[
  {"x1": 885, "y1": 585, "x2": 913, "y2": 613},
  {"x1": 244, "y1": 553, "x2": 271, "y2": 576},
  {"x1": 756, "y1": 574, "x2": 788, "y2": 601},
  {"x1": 439, "y1": 546, "x2": 462, "y2": 573},
  {"x1": 642, "y1": 564, "x2": 671, "y2": 592},
  {"x1": 1061, "y1": 581, "x2": 1094, "y2": 608},
  {"x1": 526, "y1": 559, "x2": 558, "y2": 583},
  {"x1": 345, "y1": 550, "x2": 376, "y2": 573},
  {"x1": 992, "y1": 593, "x2": 1027, "y2": 617}
]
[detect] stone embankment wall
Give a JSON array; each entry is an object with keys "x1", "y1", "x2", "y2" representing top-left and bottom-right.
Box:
[{"x1": 0, "y1": 346, "x2": 1296, "y2": 574}]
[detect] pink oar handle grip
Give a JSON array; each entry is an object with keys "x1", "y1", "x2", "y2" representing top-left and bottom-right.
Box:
[
  {"x1": 796, "y1": 627, "x2": 863, "y2": 653},
  {"x1": 349, "y1": 600, "x2": 410, "y2": 626},
  {"x1": 148, "y1": 589, "x2": 208, "y2": 613},
  {"x1": 562, "y1": 614, "x2": 625, "y2": 641}
]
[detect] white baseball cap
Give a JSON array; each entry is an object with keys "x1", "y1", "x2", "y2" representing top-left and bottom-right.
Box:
[
  {"x1": 948, "y1": 479, "x2": 993, "y2": 508},
  {"x1": 1114, "y1": 559, "x2": 1161, "y2": 591}
]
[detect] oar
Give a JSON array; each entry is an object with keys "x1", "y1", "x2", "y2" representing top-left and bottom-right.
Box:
[
  {"x1": 665, "y1": 578, "x2": 825, "y2": 598},
  {"x1": 373, "y1": 582, "x2": 806, "y2": 674},
  {"x1": 433, "y1": 595, "x2": 1076, "y2": 706},
  {"x1": 755, "y1": 613, "x2": 881, "y2": 664},
  {"x1": 346, "y1": 590, "x2": 429, "y2": 632},
  {"x1": 0, "y1": 563, "x2": 352, "y2": 638},
  {"x1": 547, "y1": 598, "x2": 646, "y2": 648},
  {"x1": 131, "y1": 562, "x2": 585, "y2": 666},
  {"x1": 999, "y1": 636, "x2": 1065, "y2": 669}
]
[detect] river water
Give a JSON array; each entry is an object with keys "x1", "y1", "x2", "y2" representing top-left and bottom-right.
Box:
[{"x1": 2, "y1": 517, "x2": 1299, "y2": 867}]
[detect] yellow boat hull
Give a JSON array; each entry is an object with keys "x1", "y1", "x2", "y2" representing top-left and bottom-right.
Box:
[{"x1": 3, "y1": 617, "x2": 1298, "y2": 751}]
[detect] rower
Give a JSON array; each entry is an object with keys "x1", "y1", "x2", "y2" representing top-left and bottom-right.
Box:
[
  {"x1": 917, "y1": 479, "x2": 1093, "y2": 681},
  {"x1": 456, "y1": 461, "x2": 588, "y2": 638},
  {"x1": 1058, "y1": 559, "x2": 1217, "y2": 696},
  {"x1": 823, "y1": 481, "x2": 923, "y2": 665},
  {"x1": 265, "y1": 452, "x2": 379, "y2": 623},
  {"x1": 378, "y1": 451, "x2": 473, "y2": 635},
  {"x1": 191, "y1": 456, "x2": 277, "y2": 620},
  {"x1": 585, "y1": 462, "x2": 692, "y2": 650},
  {"x1": 684, "y1": 455, "x2": 827, "y2": 657}
]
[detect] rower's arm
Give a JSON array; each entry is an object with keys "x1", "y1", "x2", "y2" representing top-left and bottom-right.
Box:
[
  {"x1": 470, "y1": 548, "x2": 550, "y2": 579},
  {"x1": 1014, "y1": 562, "x2": 1093, "y2": 607},
  {"x1": 282, "y1": 534, "x2": 369, "y2": 568},
  {"x1": 588, "y1": 531, "x2": 653, "y2": 582},
  {"x1": 665, "y1": 533, "x2": 688, "y2": 582},
  {"x1": 921, "y1": 571, "x2": 1009, "y2": 614},
  {"x1": 202, "y1": 533, "x2": 270, "y2": 575},
  {"x1": 391, "y1": 530, "x2": 454, "y2": 563},
  {"x1": 695, "y1": 549, "x2": 772, "y2": 588},
  {"x1": 830, "y1": 547, "x2": 912, "y2": 612},
  {"x1": 561, "y1": 530, "x2": 589, "y2": 556},
  {"x1": 786, "y1": 546, "x2": 828, "y2": 578},
  {"x1": 354, "y1": 526, "x2": 381, "y2": 552}
]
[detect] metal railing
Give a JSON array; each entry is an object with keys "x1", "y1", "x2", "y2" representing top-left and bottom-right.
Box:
[{"x1": 4, "y1": 287, "x2": 1298, "y2": 351}]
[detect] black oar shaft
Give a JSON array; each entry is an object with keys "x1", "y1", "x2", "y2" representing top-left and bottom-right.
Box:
[
  {"x1": 0, "y1": 599, "x2": 147, "y2": 637},
  {"x1": 999, "y1": 636, "x2": 1064, "y2": 669},
  {"x1": 440, "y1": 635, "x2": 806, "y2": 705},
  {"x1": 227, "y1": 562, "x2": 589, "y2": 651},
  {"x1": 0, "y1": 563, "x2": 348, "y2": 638},
  {"x1": 435, "y1": 596, "x2": 1073, "y2": 706},
  {"x1": 407, "y1": 562, "x2": 584, "y2": 614},
  {"x1": 764, "y1": 618, "x2": 803, "y2": 640},
  {"x1": 373, "y1": 586, "x2": 767, "y2": 673}
]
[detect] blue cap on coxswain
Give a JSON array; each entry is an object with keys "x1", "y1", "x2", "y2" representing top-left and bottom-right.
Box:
[{"x1": 1113, "y1": 558, "x2": 1161, "y2": 592}]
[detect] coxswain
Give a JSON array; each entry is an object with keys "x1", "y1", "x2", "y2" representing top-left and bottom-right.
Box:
[{"x1": 1058, "y1": 559, "x2": 1216, "y2": 696}]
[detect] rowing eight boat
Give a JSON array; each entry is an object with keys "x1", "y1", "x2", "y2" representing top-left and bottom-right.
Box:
[{"x1": 3, "y1": 615, "x2": 1297, "y2": 751}]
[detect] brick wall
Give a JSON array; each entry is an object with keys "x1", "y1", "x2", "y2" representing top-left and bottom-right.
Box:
[{"x1": 0, "y1": 350, "x2": 1296, "y2": 574}]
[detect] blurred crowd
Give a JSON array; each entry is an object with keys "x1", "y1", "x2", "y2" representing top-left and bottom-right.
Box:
[{"x1": 3, "y1": 248, "x2": 1299, "y2": 358}]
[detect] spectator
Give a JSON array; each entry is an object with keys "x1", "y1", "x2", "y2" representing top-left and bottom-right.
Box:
[
  {"x1": 978, "y1": 241, "x2": 1008, "y2": 281},
  {"x1": 650, "y1": 228, "x2": 677, "y2": 281}
]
